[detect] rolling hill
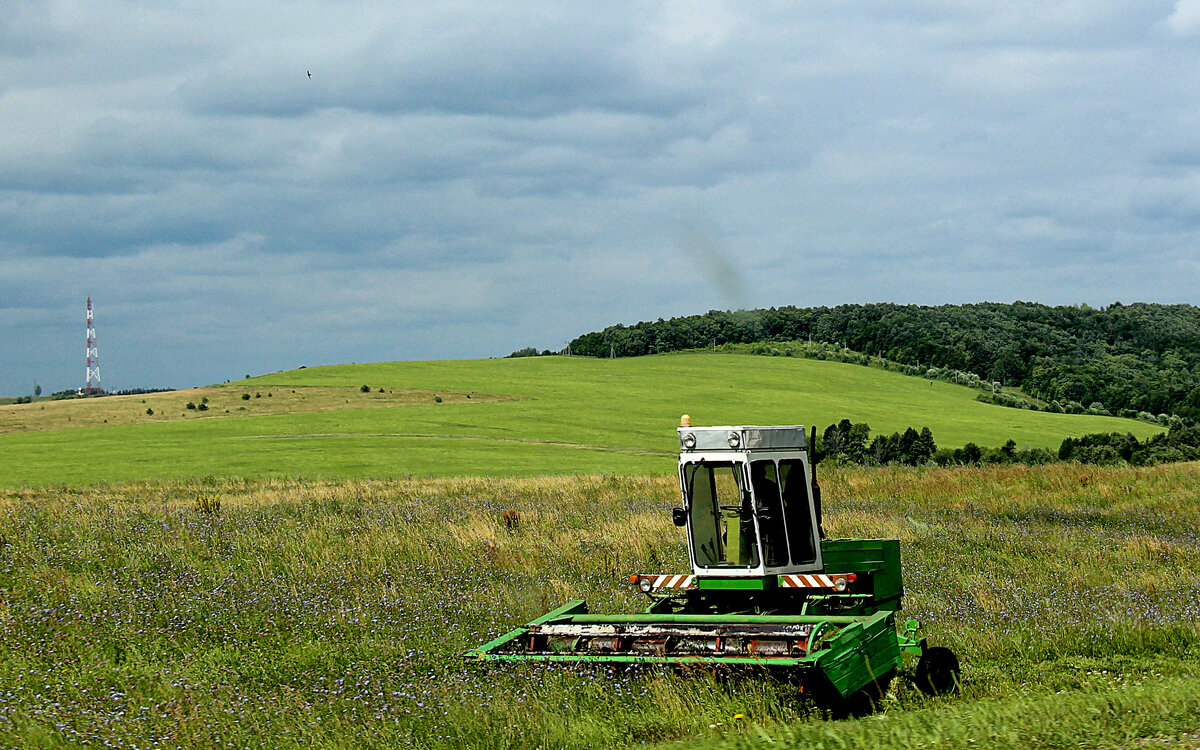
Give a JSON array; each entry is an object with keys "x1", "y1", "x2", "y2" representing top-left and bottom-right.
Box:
[{"x1": 0, "y1": 352, "x2": 1163, "y2": 486}]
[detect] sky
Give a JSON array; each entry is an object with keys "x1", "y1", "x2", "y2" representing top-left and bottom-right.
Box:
[{"x1": 3, "y1": 1, "x2": 1200, "y2": 395}]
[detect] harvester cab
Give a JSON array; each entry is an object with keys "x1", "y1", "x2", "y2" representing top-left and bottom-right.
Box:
[
  {"x1": 673, "y1": 418, "x2": 823, "y2": 585},
  {"x1": 467, "y1": 417, "x2": 960, "y2": 708}
]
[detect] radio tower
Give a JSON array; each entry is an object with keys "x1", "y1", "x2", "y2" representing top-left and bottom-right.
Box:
[{"x1": 85, "y1": 297, "x2": 102, "y2": 395}]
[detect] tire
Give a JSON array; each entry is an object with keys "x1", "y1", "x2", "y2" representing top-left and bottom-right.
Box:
[{"x1": 915, "y1": 646, "x2": 960, "y2": 696}]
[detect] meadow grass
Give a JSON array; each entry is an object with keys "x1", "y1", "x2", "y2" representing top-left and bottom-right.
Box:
[
  {"x1": 0, "y1": 386, "x2": 508, "y2": 434},
  {"x1": 1, "y1": 462, "x2": 1197, "y2": 748},
  {"x1": 0, "y1": 354, "x2": 1162, "y2": 487}
]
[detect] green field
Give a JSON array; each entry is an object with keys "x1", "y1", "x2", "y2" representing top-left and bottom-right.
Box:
[
  {"x1": 2, "y1": 464, "x2": 1197, "y2": 748},
  {"x1": 1, "y1": 354, "x2": 1196, "y2": 748},
  {"x1": 0, "y1": 353, "x2": 1162, "y2": 486}
]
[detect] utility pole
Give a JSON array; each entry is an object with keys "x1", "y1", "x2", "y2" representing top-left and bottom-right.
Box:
[{"x1": 85, "y1": 297, "x2": 102, "y2": 395}]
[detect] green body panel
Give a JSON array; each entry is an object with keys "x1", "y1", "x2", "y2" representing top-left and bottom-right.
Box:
[
  {"x1": 806, "y1": 610, "x2": 902, "y2": 697},
  {"x1": 820, "y1": 538, "x2": 904, "y2": 611},
  {"x1": 696, "y1": 577, "x2": 774, "y2": 591}
]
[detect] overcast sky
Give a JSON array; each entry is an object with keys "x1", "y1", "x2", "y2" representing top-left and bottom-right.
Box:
[{"x1": 3, "y1": 1, "x2": 1200, "y2": 394}]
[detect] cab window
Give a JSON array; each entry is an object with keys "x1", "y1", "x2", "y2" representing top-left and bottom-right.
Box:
[
  {"x1": 683, "y1": 462, "x2": 760, "y2": 568},
  {"x1": 779, "y1": 460, "x2": 817, "y2": 564},
  {"x1": 749, "y1": 460, "x2": 789, "y2": 567}
]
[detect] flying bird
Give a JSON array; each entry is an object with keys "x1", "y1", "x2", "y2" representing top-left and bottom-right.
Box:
[{"x1": 307, "y1": 70, "x2": 312, "y2": 79}]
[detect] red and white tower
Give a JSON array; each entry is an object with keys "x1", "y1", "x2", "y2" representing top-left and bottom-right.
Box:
[{"x1": 85, "y1": 297, "x2": 102, "y2": 395}]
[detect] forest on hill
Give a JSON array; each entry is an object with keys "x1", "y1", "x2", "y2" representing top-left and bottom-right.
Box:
[{"x1": 567, "y1": 302, "x2": 1200, "y2": 420}]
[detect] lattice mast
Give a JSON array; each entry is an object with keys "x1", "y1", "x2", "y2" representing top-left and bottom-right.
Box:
[{"x1": 85, "y1": 296, "x2": 101, "y2": 395}]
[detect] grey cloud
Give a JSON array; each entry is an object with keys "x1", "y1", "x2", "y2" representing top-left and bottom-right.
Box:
[
  {"x1": 176, "y1": 8, "x2": 694, "y2": 120},
  {"x1": 4, "y1": 2, "x2": 1200, "y2": 395}
]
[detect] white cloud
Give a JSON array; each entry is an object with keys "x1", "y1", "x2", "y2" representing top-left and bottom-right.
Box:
[{"x1": 1166, "y1": 0, "x2": 1200, "y2": 36}]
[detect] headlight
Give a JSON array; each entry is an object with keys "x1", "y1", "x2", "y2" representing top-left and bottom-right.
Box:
[
  {"x1": 638, "y1": 577, "x2": 653, "y2": 593},
  {"x1": 681, "y1": 433, "x2": 696, "y2": 449},
  {"x1": 727, "y1": 431, "x2": 741, "y2": 448}
]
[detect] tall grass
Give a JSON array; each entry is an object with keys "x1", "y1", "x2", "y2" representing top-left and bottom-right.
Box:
[{"x1": 1, "y1": 463, "x2": 1197, "y2": 748}]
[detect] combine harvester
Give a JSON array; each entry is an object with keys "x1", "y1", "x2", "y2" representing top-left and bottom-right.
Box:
[{"x1": 467, "y1": 417, "x2": 959, "y2": 710}]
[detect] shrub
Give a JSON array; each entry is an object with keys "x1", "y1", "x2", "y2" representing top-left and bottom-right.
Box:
[
  {"x1": 186, "y1": 402, "x2": 196, "y2": 410},
  {"x1": 955, "y1": 442, "x2": 982, "y2": 465},
  {"x1": 361, "y1": 385, "x2": 370, "y2": 393}
]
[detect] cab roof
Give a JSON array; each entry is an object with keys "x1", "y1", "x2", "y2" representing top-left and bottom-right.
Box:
[{"x1": 678, "y1": 425, "x2": 808, "y2": 453}]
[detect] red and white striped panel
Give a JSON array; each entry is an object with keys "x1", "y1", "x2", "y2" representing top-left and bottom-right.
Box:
[
  {"x1": 642, "y1": 574, "x2": 696, "y2": 590},
  {"x1": 779, "y1": 573, "x2": 839, "y2": 589}
]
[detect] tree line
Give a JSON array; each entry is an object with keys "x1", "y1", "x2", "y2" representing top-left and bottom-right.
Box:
[
  {"x1": 566, "y1": 302, "x2": 1200, "y2": 420},
  {"x1": 815, "y1": 419, "x2": 1200, "y2": 468}
]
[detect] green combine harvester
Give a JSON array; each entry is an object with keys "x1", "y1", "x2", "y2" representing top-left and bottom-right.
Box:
[{"x1": 467, "y1": 417, "x2": 959, "y2": 709}]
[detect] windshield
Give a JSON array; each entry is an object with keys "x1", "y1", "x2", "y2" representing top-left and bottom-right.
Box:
[{"x1": 683, "y1": 461, "x2": 760, "y2": 568}]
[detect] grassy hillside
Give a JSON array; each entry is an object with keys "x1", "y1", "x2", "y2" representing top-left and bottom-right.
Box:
[
  {"x1": 1, "y1": 463, "x2": 1197, "y2": 747},
  {"x1": 568, "y1": 302, "x2": 1200, "y2": 420},
  {"x1": 0, "y1": 353, "x2": 1162, "y2": 487}
]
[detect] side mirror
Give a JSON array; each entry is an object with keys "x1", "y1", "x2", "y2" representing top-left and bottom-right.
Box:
[{"x1": 672, "y1": 507, "x2": 688, "y2": 527}]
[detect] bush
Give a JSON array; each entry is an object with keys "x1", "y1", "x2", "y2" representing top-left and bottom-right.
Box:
[
  {"x1": 955, "y1": 442, "x2": 982, "y2": 465},
  {"x1": 361, "y1": 385, "x2": 370, "y2": 393},
  {"x1": 242, "y1": 393, "x2": 251, "y2": 400},
  {"x1": 186, "y1": 402, "x2": 196, "y2": 410}
]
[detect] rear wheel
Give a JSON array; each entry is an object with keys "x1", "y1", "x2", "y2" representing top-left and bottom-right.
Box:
[{"x1": 915, "y1": 646, "x2": 960, "y2": 696}]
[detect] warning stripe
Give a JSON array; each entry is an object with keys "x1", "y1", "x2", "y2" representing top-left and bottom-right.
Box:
[
  {"x1": 779, "y1": 574, "x2": 839, "y2": 589},
  {"x1": 642, "y1": 574, "x2": 695, "y2": 590}
]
